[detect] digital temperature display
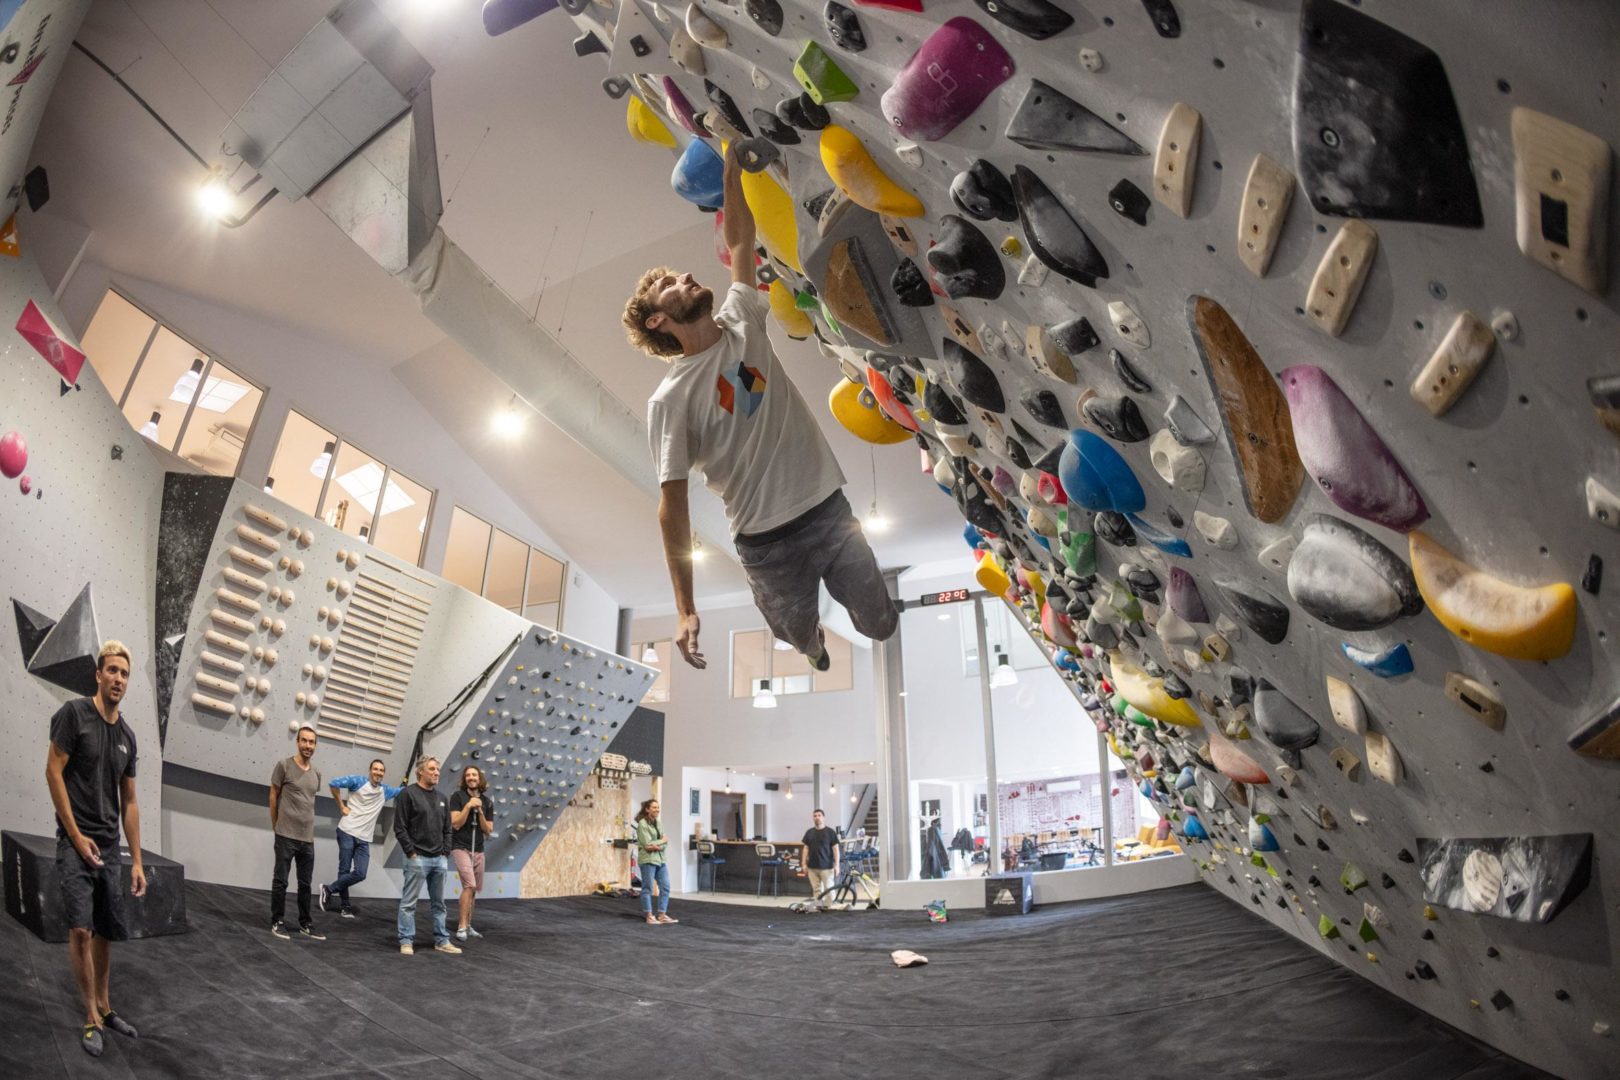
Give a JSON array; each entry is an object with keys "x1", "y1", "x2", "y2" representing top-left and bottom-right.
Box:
[{"x1": 919, "y1": 588, "x2": 971, "y2": 606}]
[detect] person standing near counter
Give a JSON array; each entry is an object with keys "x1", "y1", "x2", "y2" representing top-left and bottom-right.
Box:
[
  {"x1": 636, "y1": 799, "x2": 678, "y2": 926},
  {"x1": 800, "y1": 809, "x2": 840, "y2": 906}
]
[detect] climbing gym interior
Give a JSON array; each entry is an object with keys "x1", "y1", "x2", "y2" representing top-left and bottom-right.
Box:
[{"x1": 0, "y1": 0, "x2": 1615, "y2": 1076}]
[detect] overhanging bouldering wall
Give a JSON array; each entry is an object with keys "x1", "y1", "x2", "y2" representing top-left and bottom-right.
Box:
[{"x1": 545, "y1": 1, "x2": 1619, "y2": 1074}]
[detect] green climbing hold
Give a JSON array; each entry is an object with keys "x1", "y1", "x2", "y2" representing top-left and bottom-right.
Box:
[
  {"x1": 1318, "y1": 915, "x2": 1340, "y2": 939},
  {"x1": 1062, "y1": 528, "x2": 1097, "y2": 576},
  {"x1": 1341, "y1": 863, "x2": 1369, "y2": 892},
  {"x1": 1357, "y1": 917, "x2": 1379, "y2": 943},
  {"x1": 793, "y1": 41, "x2": 859, "y2": 104}
]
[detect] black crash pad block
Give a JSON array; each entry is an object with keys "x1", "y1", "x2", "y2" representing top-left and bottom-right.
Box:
[
  {"x1": 985, "y1": 872, "x2": 1034, "y2": 915},
  {"x1": 3, "y1": 830, "x2": 189, "y2": 942}
]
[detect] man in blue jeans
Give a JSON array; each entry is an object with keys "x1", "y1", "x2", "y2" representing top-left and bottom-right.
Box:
[
  {"x1": 391, "y1": 756, "x2": 461, "y2": 956},
  {"x1": 321, "y1": 759, "x2": 402, "y2": 918}
]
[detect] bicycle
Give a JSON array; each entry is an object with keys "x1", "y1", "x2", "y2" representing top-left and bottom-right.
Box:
[{"x1": 790, "y1": 837, "x2": 881, "y2": 911}]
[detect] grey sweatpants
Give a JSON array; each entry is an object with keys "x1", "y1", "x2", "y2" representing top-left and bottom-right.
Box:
[{"x1": 734, "y1": 491, "x2": 898, "y2": 657}]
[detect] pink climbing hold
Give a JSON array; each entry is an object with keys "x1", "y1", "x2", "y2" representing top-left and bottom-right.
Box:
[
  {"x1": 1041, "y1": 600, "x2": 1077, "y2": 648},
  {"x1": 18, "y1": 475, "x2": 31, "y2": 495},
  {"x1": 0, "y1": 430, "x2": 25, "y2": 478},
  {"x1": 661, "y1": 77, "x2": 705, "y2": 136},
  {"x1": 1208, "y1": 729, "x2": 1270, "y2": 785},
  {"x1": 880, "y1": 18, "x2": 1015, "y2": 142},
  {"x1": 17, "y1": 300, "x2": 86, "y2": 386}
]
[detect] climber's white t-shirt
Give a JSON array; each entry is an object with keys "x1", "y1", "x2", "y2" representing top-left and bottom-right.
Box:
[{"x1": 648, "y1": 283, "x2": 845, "y2": 537}]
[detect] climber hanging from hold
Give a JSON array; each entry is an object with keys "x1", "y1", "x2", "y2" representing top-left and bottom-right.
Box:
[{"x1": 622, "y1": 142, "x2": 898, "y2": 671}]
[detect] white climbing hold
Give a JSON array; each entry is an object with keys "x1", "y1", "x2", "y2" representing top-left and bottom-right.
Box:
[
  {"x1": 940, "y1": 432, "x2": 972, "y2": 457},
  {"x1": 1156, "y1": 609, "x2": 1199, "y2": 648},
  {"x1": 1019, "y1": 471, "x2": 1042, "y2": 504},
  {"x1": 1017, "y1": 254, "x2": 1049, "y2": 286},
  {"x1": 977, "y1": 321, "x2": 1007, "y2": 362},
  {"x1": 1149, "y1": 428, "x2": 1205, "y2": 492},
  {"x1": 1107, "y1": 300, "x2": 1150, "y2": 348},
  {"x1": 685, "y1": 4, "x2": 729, "y2": 48},
  {"x1": 1326, "y1": 676, "x2": 1366, "y2": 734},
  {"x1": 1490, "y1": 309, "x2": 1519, "y2": 342},
  {"x1": 1215, "y1": 613, "x2": 1242, "y2": 641},
  {"x1": 1257, "y1": 534, "x2": 1297, "y2": 573},
  {"x1": 1078, "y1": 47, "x2": 1103, "y2": 72},
  {"x1": 750, "y1": 65, "x2": 770, "y2": 90},
  {"x1": 1194, "y1": 510, "x2": 1237, "y2": 549},
  {"x1": 1164, "y1": 396, "x2": 1215, "y2": 445},
  {"x1": 1586, "y1": 475, "x2": 1620, "y2": 529},
  {"x1": 895, "y1": 142, "x2": 923, "y2": 168},
  {"x1": 1364, "y1": 731, "x2": 1401, "y2": 784}
]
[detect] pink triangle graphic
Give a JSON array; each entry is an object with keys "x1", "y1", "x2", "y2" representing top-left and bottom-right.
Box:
[{"x1": 16, "y1": 299, "x2": 84, "y2": 386}]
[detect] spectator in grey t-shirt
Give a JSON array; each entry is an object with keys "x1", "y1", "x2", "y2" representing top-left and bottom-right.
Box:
[{"x1": 269, "y1": 726, "x2": 324, "y2": 941}]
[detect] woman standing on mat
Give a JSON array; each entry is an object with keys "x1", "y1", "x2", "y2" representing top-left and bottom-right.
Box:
[{"x1": 635, "y1": 799, "x2": 677, "y2": 926}]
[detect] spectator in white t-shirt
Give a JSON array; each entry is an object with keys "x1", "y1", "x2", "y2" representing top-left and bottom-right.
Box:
[
  {"x1": 321, "y1": 758, "x2": 402, "y2": 918},
  {"x1": 622, "y1": 144, "x2": 897, "y2": 672}
]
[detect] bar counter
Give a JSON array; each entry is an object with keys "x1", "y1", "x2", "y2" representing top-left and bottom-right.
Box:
[{"x1": 693, "y1": 839, "x2": 813, "y2": 896}]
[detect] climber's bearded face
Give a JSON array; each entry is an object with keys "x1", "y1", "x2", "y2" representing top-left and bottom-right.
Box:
[{"x1": 655, "y1": 272, "x2": 714, "y2": 324}]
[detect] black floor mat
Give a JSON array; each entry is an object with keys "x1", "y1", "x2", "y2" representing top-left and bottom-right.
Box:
[{"x1": 0, "y1": 881, "x2": 1548, "y2": 1080}]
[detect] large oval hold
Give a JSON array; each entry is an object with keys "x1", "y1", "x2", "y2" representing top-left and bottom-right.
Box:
[
  {"x1": 1254, "y1": 680, "x2": 1320, "y2": 750},
  {"x1": 820, "y1": 125, "x2": 924, "y2": 217},
  {"x1": 1006, "y1": 79, "x2": 1145, "y2": 155},
  {"x1": 1288, "y1": 514, "x2": 1424, "y2": 630},
  {"x1": 1208, "y1": 730, "x2": 1270, "y2": 784},
  {"x1": 1188, "y1": 296, "x2": 1303, "y2": 524},
  {"x1": 1280, "y1": 365, "x2": 1428, "y2": 532},
  {"x1": 1216, "y1": 578, "x2": 1290, "y2": 644},
  {"x1": 829, "y1": 377, "x2": 911, "y2": 444},
  {"x1": 671, "y1": 138, "x2": 725, "y2": 207},
  {"x1": 881, "y1": 18, "x2": 1015, "y2": 142},
  {"x1": 1059, "y1": 430, "x2": 1145, "y2": 514},
  {"x1": 1408, "y1": 530, "x2": 1577, "y2": 661},
  {"x1": 926, "y1": 215, "x2": 1005, "y2": 300},
  {"x1": 971, "y1": 0, "x2": 1072, "y2": 40},
  {"x1": 941, "y1": 339, "x2": 1005, "y2": 412},
  {"x1": 1013, "y1": 166, "x2": 1109, "y2": 287},
  {"x1": 626, "y1": 96, "x2": 677, "y2": 149},
  {"x1": 739, "y1": 167, "x2": 801, "y2": 272},
  {"x1": 950, "y1": 159, "x2": 1018, "y2": 222},
  {"x1": 1109, "y1": 653, "x2": 1201, "y2": 727}
]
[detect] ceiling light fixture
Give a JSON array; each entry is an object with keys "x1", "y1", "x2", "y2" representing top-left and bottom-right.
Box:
[
  {"x1": 334, "y1": 460, "x2": 416, "y2": 516},
  {"x1": 641, "y1": 643, "x2": 659, "y2": 664},
  {"x1": 690, "y1": 533, "x2": 706, "y2": 564},
  {"x1": 828, "y1": 766, "x2": 837, "y2": 795},
  {"x1": 138, "y1": 411, "x2": 161, "y2": 441},
  {"x1": 263, "y1": 476, "x2": 276, "y2": 495},
  {"x1": 492, "y1": 393, "x2": 525, "y2": 437},
  {"x1": 784, "y1": 766, "x2": 793, "y2": 799},
  {"x1": 752, "y1": 678, "x2": 777, "y2": 709},
  {"x1": 724, "y1": 767, "x2": 731, "y2": 794},
  {"x1": 990, "y1": 649, "x2": 1019, "y2": 688},
  {"x1": 863, "y1": 446, "x2": 889, "y2": 533},
  {"x1": 309, "y1": 440, "x2": 336, "y2": 478},
  {"x1": 196, "y1": 164, "x2": 235, "y2": 220},
  {"x1": 170, "y1": 357, "x2": 249, "y2": 414}
]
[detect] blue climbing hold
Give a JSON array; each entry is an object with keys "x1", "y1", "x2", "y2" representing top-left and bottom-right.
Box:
[
  {"x1": 1183, "y1": 814, "x2": 1209, "y2": 840},
  {"x1": 963, "y1": 522, "x2": 984, "y2": 548},
  {"x1": 1139, "y1": 779, "x2": 1155, "y2": 799},
  {"x1": 1341, "y1": 640, "x2": 1414, "y2": 678},
  {"x1": 1249, "y1": 818, "x2": 1280, "y2": 852},
  {"x1": 1054, "y1": 650, "x2": 1079, "y2": 672},
  {"x1": 671, "y1": 139, "x2": 725, "y2": 207},
  {"x1": 1058, "y1": 430, "x2": 1145, "y2": 513},
  {"x1": 1126, "y1": 514, "x2": 1192, "y2": 557},
  {"x1": 1175, "y1": 765, "x2": 1196, "y2": 791}
]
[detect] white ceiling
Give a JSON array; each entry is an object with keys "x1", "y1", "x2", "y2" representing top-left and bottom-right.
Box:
[{"x1": 28, "y1": 0, "x2": 970, "y2": 608}]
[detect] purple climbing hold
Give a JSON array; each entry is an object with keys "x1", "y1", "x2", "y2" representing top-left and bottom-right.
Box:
[
  {"x1": 1280, "y1": 365, "x2": 1428, "y2": 532},
  {"x1": 881, "y1": 18, "x2": 1015, "y2": 142},
  {"x1": 1168, "y1": 567, "x2": 1209, "y2": 623},
  {"x1": 662, "y1": 78, "x2": 705, "y2": 136}
]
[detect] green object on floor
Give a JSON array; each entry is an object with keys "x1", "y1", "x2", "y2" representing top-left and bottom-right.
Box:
[
  {"x1": 1318, "y1": 915, "x2": 1340, "y2": 939},
  {"x1": 794, "y1": 41, "x2": 859, "y2": 104},
  {"x1": 1341, "y1": 862, "x2": 1369, "y2": 892}
]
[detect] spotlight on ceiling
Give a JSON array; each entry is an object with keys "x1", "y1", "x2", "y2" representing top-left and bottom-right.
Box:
[
  {"x1": 641, "y1": 643, "x2": 659, "y2": 664},
  {"x1": 990, "y1": 649, "x2": 1019, "y2": 688},
  {"x1": 752, "y1": 678, "x2": 776, "y2": 709},
  {"x1": 492, "y1": 394, "x2": 525, "y2": 437},
  {"x1": 196, "y1": 165, "x2": 235, "y2": 220}
]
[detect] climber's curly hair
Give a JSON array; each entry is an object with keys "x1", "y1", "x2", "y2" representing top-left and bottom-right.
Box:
[{"x1": 622, "y1": 266, "x2": 684, "y2": 359}]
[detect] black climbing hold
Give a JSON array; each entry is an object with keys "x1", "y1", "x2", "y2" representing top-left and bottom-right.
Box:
[
  {"x1": 1555, "y1": 989, "x2": 1570, "y2": 1001},
  {"x1": 1007, "y1": 80, "x2": 1145, "y2": 156},
  {"x1": 1216, "y1": 579, "x2": 1290, "y2": 644},
  {"x1": 1108, "y1": 178, "x2": 1152, "y2": 225},
  {"x1": 950, "y1": 159, "x2": 1019, "y2": 222},
  {"x1": 1006, "y1": 439, "x2": 1031, "y2": 469},
  {"x1": 941, "y1": 339, "x2": 1006, "y2": 412},
  {"x1": 957, "y1": 479, "x2": 1007, "y2": 535},
  {"x1": 1422, "y1": 928, "x2": 1434, "y2": 940},
  {"x1": 1094, "y1": 511, "x2": 1136, "y2": 547},
  {"x1": 705, "y1": 81, "x2": 753, "y2": 137},
  {"x1": 601, "y1": 76, "x2": 631, "y2": 100},
  {"x1": 1293, "y1": 0, "x2": 1483, "y2": 228},
  {"x1": 1308, "y1": 875, "x2": 1322, "y2": 888},
  {"x1": 797, "y1": 93, "x2": 831, "y2": 129},
  {"x1": 1140, "y1": 0, "x2": 1180, "y2": 37},
  {"x1": 1276, "y1": 896, "x2": 1288, "y2": 909},
  {"x1": 1083, "y1": 395, "x2": 1149, "y2": 442},
  {"x1": 1583, "y1": 554, "x2": 1602, "y2": 595},
  {"x1": 1033, "y1": 442, "x2": 1064, "y2": 475},
  {"x1": 891, "y1": 259, "x2": 934, "y2": 307},
  {"x1": 1293, "y1": 834, "x2": 1306, "y2": 847},
  {"x1": 824, "y1": 1, "x2": 866, "y2": 52},
  {"x1": 1011, "y1": 420, "x2": 1040, "y2": 446},
  {"x1": 926, "y1": 215, "x2": 1006, "y2": 301},
  {"x1": 777, "y1": 96, "x2": 811, "y2": 129},
  {"x1": 1479, "y1": 761, "x2": 1494, "y2": 773},
  {"x1": 1126, "y1": 566, "x2": 1159, "y2": 593},
  {"x1": 925, "y1": 380, "x2": 967, "y2": 427},
  {"x1": 1163, "y1": 673, "x2": 1191, "y2": 699},
  {"x1": 972, "y1": 0, "x2": 1073, "y2": 41},
  {"x1": 1397, "y1": 848, "x2": 1414, "y2": 863},
  {"x1": 1381, "y1": 872, "x2": 1396, "y2": 889},
  {"x1": 1166, "y1": 506, "x2": 1184, "y2": 529},
  {"x1": 1050, "y1": 316, "x2": 1100, "y2": 355},
  {"x1": 1486, "y1": 946, "x2": 1500, "y2": 958},
  {"x1": 734, "y1": 138, "x2": 780, "y2": 173},
  {"x1": 573, "y1": 31, "x2": 607, "y2": 57},
  {"x1": 1141, "y1": 658, "x2": 1164, "y2": 677},
  {"x1": 746, "y1": 0, "x2": 784, "y2": 35},
  {"x1": 803, "y1": 189, "x2": 834, "y2": 219},
  {"x1": 1021, "y1": 388, "x2": 1067, "y2": 428},
  {"x1": 1013, "y1": 166, "x2": 1110, "y2": 288},
  {"x1": 1490, "y1": 989, "x2": 1512, "y2": 1011},
  {"x1": 628, "y1": 33, "x2": 651, "y2": 57},
  {"x1": 1316, "y1": 837, "x2": 1330, "y2": 852},
  {"x1": 109, "y1": 445, "x2": 123, "y2": 461},
  {"x1": 1111, "y1": 349, "x2": 1152, "y2": 393},
  {"x1": 752, "y1": 108, "x2": 802, "y2": 146},
  {"x1": 1226, "y1": 672, "x2": 1254, "y2": 707}
]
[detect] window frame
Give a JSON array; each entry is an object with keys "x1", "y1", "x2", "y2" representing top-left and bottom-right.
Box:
[
  {"x1": 445, "y1": 503, "x2": 570, "y2": 627},
  {"x1": 728, "y1": 626, "x2": 854, "y2": 699},
  {"x1": 92, "y1": 286, "x2": 268, "y2": 476}
]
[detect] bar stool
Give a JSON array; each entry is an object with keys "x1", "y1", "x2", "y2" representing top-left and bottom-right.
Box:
[
  {"x1": 696, "y1": 840, "x2": 725, "y2": 892},
  {"x1": 755, "y1": 843, "x2": 785, "y2": 898}
]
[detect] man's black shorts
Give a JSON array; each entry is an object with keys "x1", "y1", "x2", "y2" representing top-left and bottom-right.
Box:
[{"x1": 57, "y1": 836, "x2": 128, "y2": 940}]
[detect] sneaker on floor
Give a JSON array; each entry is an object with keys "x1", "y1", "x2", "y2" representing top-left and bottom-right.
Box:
[
  {"x1": 269, "y1": 921, "x2": 291, "y2": 940},
  {"x1": 434, "y1": 941, "x2": 463, "y2": 955},
  {"x1": 465, "y1": 926, "x2": 483, "y2": 939},
  {"x1": 455, "y1": 928, "x2": 468, "y2": 942},
  {"x1": 645, "y1": 914, "x2": 659, "y2": 925},
  {"x1": 81, "y1": 1024, "x2": 104, "y2": 1057},
  {"x1": 400, "y1": 942, "x2": 414, "y2": 955},
  {"x1": 318, "y1": 884, "x2": 331, "y2": 912},
  {"x1": 340, "y1": 907, "x2": 356, "y2": 919},
  {"x1": 657, "y1": 913, "x2": 679, "y2": 925},
  {"x1": 101, "y1": 1011, "x2": 138, "y2": 1039},
  {"x1": 300, "y1": 925, "x2": 326, "y2": 941}
]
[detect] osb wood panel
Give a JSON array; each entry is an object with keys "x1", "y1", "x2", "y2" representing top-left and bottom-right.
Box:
[{"x1": 520, "y1": 776, "x2": 632, "y2": 898}]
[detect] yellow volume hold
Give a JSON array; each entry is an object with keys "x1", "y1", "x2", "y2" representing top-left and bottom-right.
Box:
[{"x1": 1408, "y1": 530, "x2": 1576, "y2": 661}]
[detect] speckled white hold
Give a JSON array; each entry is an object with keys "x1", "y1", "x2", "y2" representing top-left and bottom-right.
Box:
[
  {"x1": 895, "y1": 142, "x2": 923, "y2": 168},
  {"x1": 1149, "y1": 428, "x2": 1205, "y2": 491},
  {"x1": 1193, "y1": 510, "x2": 1237, "y2": 549},
  {"x1": 1258, "y1": 534, "x2": 1298, "y2": 573}
]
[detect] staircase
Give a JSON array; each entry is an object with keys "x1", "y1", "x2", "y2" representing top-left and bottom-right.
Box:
[{"x1": 848, "y1": 783, "x2": 880, "y2": 839}]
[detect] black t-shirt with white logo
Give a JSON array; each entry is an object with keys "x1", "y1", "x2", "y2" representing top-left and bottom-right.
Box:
[
  {"x1": 801, "y1": 826, "x2": 839, "y2": 870},
  {"x1": 50, "y1": 698, "x2": 138, "y2": 846},
  {"x1": 450, "y1": 789, "x2": 497, "y2": 853}
]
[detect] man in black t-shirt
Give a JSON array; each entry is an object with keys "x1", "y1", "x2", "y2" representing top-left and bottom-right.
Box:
[
  {"x1": 449, "y1": 765, "x2": 496, "y2": 943},
  {"x1": 44, "y1": 641, "x2": 146, "y2": 1059},
  {"x1": 800, "y1": 809, "x2": 840, "y2": 905}
]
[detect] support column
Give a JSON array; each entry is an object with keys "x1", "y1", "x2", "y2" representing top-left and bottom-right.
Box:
[
  {"x1": 1098, "y1": 730, "x2": 1114, "y2": 867},
  {"x1": 973, "y1": 596, "x2": 1002, "y2": 869},
  {"x1": 874, "y1": 567, "x2": 908, "y2": 881}
]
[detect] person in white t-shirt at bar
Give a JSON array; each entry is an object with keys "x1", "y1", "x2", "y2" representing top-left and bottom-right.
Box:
[
  {"x1": 321, "y1": 758, "x2": 403, "y2": 919},
  {"x1": 622, "y1": 143, "x2": 898, "y2": 673}
]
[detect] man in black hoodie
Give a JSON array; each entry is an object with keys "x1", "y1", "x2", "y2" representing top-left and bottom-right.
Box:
[{"x1": 392, "y1": 757, "x2": 460, "y2": 956}]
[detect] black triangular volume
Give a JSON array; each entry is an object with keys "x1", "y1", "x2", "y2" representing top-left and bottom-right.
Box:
[
  {"x1": 1006, "y1": 80, "x2": 1145, "y2": 156},
  {"x1": 12, "y1": 598, "x2": 56, "y2": 664}
]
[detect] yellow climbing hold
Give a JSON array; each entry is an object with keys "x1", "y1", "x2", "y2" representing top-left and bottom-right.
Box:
[
  {"x1": 1107, "y1": 653, "x2": 1201, "y2": 727},
  {"x1": 820, "y1": 125, "x2": 925, "y2": 218},
  {"x1": 739, "y1": 166, "x2": 802, "y2": 273},
  {"x1": 1408, "y1": 530, "x2": 1577, "y2": 661},
  {"x1": 975, "y1": 554, "x2": 1013, "y2": 599},
  {"x1": 626, "y1": 96, "x2": 676, "y2": 149},
  {"x1": 769, "y1": 279, "x2": 813, "y2": 337},
  {"x1": 829, "y1": 376, "x2": 912, "y2": 445}
]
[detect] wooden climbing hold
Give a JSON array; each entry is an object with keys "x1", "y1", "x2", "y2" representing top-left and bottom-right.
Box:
[
  {"x1": 1411, "y1": 311, "x2": 1495, "y2": 417},
  {"x1": 1151, "y1": 102, "x2": 1201, "y2": 218},
  {"x1": 1236, "y1": 154, "x2": 1294, "y2": 277},
  {"x1": 1511, "y1": 107, "x2": 1611, "y2": 295},
  {"x1": 1304, "y1": 220, "x2": 1377, "y2": 337}
]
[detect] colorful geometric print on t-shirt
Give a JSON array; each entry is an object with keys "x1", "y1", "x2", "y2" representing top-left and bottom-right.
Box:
[{"x1": 716, "y1": 359, "x2": 766, "y2": 417}]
